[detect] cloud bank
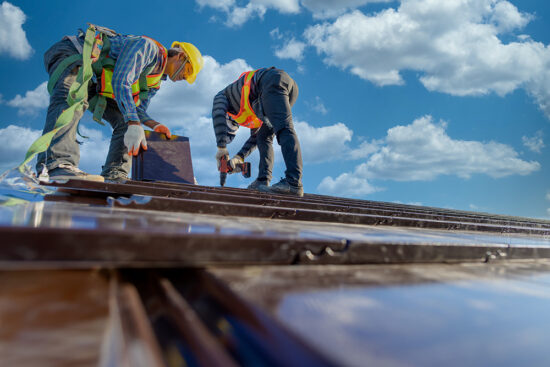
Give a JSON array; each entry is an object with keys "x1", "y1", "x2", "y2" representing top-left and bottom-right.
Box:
[
  {"x1": 0, "y1": 2, "x2": 33, "y2": 59},
  {"x1": 304, "y1": 0, "x2": 550, "y2": 118},
  {"x1": 318, "y1": 115, "x2": 540, "y2": 196}
]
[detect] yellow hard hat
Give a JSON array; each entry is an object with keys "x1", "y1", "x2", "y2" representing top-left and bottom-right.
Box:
[{"x1": 171, "y1": 41, "x2": 204, "y2": 84}]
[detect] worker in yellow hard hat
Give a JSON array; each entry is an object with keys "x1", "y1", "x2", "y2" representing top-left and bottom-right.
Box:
[
  {"x1": 168, "y1": 42, "x2": 204, "y2": 84},
  {"x1": 31, "y1": 24, "x2": 204, "y2": 183}
]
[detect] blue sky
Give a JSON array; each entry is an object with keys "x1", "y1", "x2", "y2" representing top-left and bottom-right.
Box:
[{"x1": 1, "y1": 0, "x2": 549, "y2": 218}]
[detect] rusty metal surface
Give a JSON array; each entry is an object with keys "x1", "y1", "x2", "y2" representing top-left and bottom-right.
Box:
[
  {"x1": 2, "y1": 201, "x2": 550, "y2": 267},
  {"x1": 208, "y1": 261, "x2": 550, "y2": 367},
  {"x1": 4, "y1": 177, "x2": 550, "y2": 365},
  {"x1": 42, "y1": 179, "x2": 550, "y2": 235},
  {"x1": 0, "y1": 270, "x2": 109, "y2": 367}
]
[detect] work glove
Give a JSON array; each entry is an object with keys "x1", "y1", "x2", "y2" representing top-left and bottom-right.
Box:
[
  {"x1": 124, "y1": 124, "x2": 147, "y2": 156},
  {"x1": 153, "y1": 124, "x2": 172, "y2": 139},
  {"x1": 143, "y1": 119, "x2": 172, "y2": 139},
  {"x1": 215, "y1": 147, "x2": 229, "y2": 169},
  {"x1": 228, "y1": 155, "x2": 244, "y2": 174}
]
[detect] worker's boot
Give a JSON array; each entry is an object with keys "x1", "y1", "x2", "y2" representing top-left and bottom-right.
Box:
[
  {"x1": 247, "y1": 179, "x2": 269, "y2": 191},
  {"x1": 263, "y1": 178, "x2": 303, "y2": 197},
  {"x1": 47, "y1": 163, "x2": 104, "y2": 182}
]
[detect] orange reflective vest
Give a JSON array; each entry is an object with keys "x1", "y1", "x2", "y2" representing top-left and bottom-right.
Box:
[
  {"x1": 227, "y1": 70, "x2": 263, "y2": 129},
  {"x1": 98, "y1": 37, "x2": 167, "y2": 107}
]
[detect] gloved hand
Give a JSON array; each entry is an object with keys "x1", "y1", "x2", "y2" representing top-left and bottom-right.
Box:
[
  {"x1": 228, "y1": 155, "x2": 244, "y2": 173},
  {"x1": 215, "y1": 147, "x2": 229, "y2": 169},
  {"x1": 143, "y1": 120, "x2": 172, "y2": 139},
  {"x1": 153, "y1": 124, "x2": 172, "y2": 139},
  {"x1": 124, "y1": 124, "x2": 147, "y2": 156}
]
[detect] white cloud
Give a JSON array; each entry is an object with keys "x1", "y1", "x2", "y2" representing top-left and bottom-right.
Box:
[
  {"x1": 317, "y1": 173, "x2": 381, "y2": 197},
  {"x1": 77, "y1": 125, "x2": 110, "y2": 175},
  {"x1": 301, "y1": 0, "x2": 391, "y2": 19},
  {"x1": 0, "y1": 2, "x2": 32, "y2": 59},
  {"x1": 0, "y1": 122, "x2": 110, "y2": 175},
  {"x1": 274, "y1": 38, "x2": 306, "y2": 61},
  {"x1": 197, "y1": 0, "x2": 300, "y2": 27},
  {"x1": 522, "y1": 130, "x2": 545, "y2": 153},
  {"x1": 197, "y1": 0, "x2": 391, "y2": 24},
  {"x1": 294, "y1": 120, "x2": 353, "y2": 163},
  {"x1": 490, "y1": 0, "x2": 533, "y2": 32},
  {"x1": 304, "y1": 0, "x2": 550, "y2": 119},
  {"x1": 361, "y1": 115, "x2": 540, "y2": 180},
  {"x1": 0, "y1": 125, "x2": 41, "y2": 172},
  {"x1": 196, "y1": 0, "x2": 234, "y2": 11},
  {"x1": 6, "y1": 82, "x2": 49, "y2": 115},
  {"x1": 318, "y1": 115, "x2": 541, "y2": 198},
  {"x1": 309, "y1": 96, "x2": 328, "y2": 115}
]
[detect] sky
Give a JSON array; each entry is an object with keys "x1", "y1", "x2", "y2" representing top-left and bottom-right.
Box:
[{"x1": 0, "y1": 0, "x2": 549, "y2": 218}]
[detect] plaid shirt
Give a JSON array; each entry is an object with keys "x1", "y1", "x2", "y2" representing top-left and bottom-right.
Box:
[{"x1": 108, "y1": 35, "x2": 165, "y2": 123}]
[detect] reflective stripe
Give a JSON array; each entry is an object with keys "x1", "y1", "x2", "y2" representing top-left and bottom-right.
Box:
[
  {"x1": 97, "y1": 37, "x2": 166, "y2": 108},
  {"x1": 227, "y1": 70, "x2": 263, "y2": 129}
]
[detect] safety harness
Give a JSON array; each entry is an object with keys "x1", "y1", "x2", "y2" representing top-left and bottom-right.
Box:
[
  {"x1": 227, "y1": 70, "x2": 264, "y2": 129},
  {"x1": 19, "y1": 24, "x2": 167, "y2": 172}
]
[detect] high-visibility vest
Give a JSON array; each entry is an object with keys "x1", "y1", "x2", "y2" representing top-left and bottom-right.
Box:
[
  {"x1": 97, "y1": 37, "x2": 167, "y2": 107},
  {"x1": 227, "y1": 70, "x2": 263, "y2": 129}
]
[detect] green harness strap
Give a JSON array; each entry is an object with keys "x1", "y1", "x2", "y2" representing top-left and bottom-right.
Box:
[
  {"x1": 46, "y1": 54, "x2": 82, "y2": 95},
  {"x1": 18, "y1": 26, "x2": 96, "y2": 172}
]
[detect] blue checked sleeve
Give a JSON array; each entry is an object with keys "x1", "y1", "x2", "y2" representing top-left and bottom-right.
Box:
[
  {"x1": 136, "y1": 88, "x2": 159, "y2": 123},
  {"x1": 111, "y1": 37, "x2": 159, "y2": 122}
]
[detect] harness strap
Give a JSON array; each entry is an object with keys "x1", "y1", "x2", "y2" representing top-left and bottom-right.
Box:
[
  {"x1": 47, "y1": 54, "x2": 82, "y2": 95},
  {"x1": 19, "y1": 26, "x2": 97, "y2": 171},
  {"x1": 89, "y1": 95, "x2": 107, "y2": 125},
  {"x1": 63, "y1": 35, "x2": 83, "y2": 54}
]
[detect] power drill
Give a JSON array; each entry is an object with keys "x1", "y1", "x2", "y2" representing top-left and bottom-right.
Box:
[{"x1": 219, "y1": 155, "x2": 251, "y2": 186}]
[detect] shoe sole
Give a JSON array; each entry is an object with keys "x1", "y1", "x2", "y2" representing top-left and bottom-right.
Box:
[{"x1": 49, "y1": 175, "x2": 105, "y2": 182}]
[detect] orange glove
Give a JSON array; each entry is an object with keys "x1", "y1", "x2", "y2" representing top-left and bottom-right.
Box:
[
  {"x1": 143, "y1": 119, "x2": 172, "y2": 139},
  {"x1": 153, "y1": 124, "x2": 172, "y2": 139}
]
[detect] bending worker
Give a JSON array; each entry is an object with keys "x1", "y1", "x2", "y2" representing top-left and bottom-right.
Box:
[
  {"x1": 34, "y1": 24, "x2": 203, "y2": 182},
  {"x1": 212, "y1": 67, "x2": 304, "y2": 196}
]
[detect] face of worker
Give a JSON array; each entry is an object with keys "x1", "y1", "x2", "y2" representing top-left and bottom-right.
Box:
[{"x1": 169, "y1": 52, "x2": 193, "y2": 82}]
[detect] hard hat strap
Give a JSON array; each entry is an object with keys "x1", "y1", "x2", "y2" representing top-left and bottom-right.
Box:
[{"x1": 170, "y1": 54, "x2": 189, "y2": 80}]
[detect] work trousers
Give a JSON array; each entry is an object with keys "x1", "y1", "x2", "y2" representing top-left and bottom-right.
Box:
[
  {"x1": 255, "y1": 70, "x2": 302, "y2": 187},
  {"x1": 36, "y1": 38, "x2": 131, "y2": 180}
]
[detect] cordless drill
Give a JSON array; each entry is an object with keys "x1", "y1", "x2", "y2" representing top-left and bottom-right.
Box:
[{"x1": 219, "y1": 155, "x2": 251, "y2": 186}]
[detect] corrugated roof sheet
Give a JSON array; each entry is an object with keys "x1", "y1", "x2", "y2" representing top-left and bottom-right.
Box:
[{"x1": 2, "y1": 178, "x2": 550, "y2": 366}]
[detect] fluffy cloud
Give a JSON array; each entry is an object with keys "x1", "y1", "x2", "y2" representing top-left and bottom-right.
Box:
[
  {"x1": 301, "y1": 0, "x2": 392, "y2": 19},
  {"x1": 197, "y1": 0, "x2": 392, "y2": 24},
  {"x1": 304, "y1": 0, "x2": 550, "y2": 119},
  {"x1": 77, "y1": 125, "x2": 111, "y2": 175},
  {"x1": 0, "y1": 125, "x2": 41, "y2": 172},
  {"x1": 197, "y1": 0, "x2": 300, "y2": 27},
  {"x1": 6, "y1": 82, "x2": 49, "y2": 115},
  {"x1": 522, "y1": 130, "x2": 545, "y2": 153},
  {"x1": 317, "y1": 173, "x2": 381, "y2": 196},
  {"x1": 274, "y1": 38, "x2": 307, "y2": 61},
  {"x1": 320, "y1": 115, "x2": 540, "y2": 197},
  {"x1": 309, "y1": 96, "x2": 328, "y2": 115},
  {"x1": 361, "y1": 115, "x2": 540, "y2": 180},
  {"x1": 0, "y1": 122, "x2": 111, "y2": 175},
  {"x1": 294, "y1": 120, "x2": 353, "y2": 163},
  {"x1": 0, "y1": 2, "x2": 32, "y2": 59}
]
